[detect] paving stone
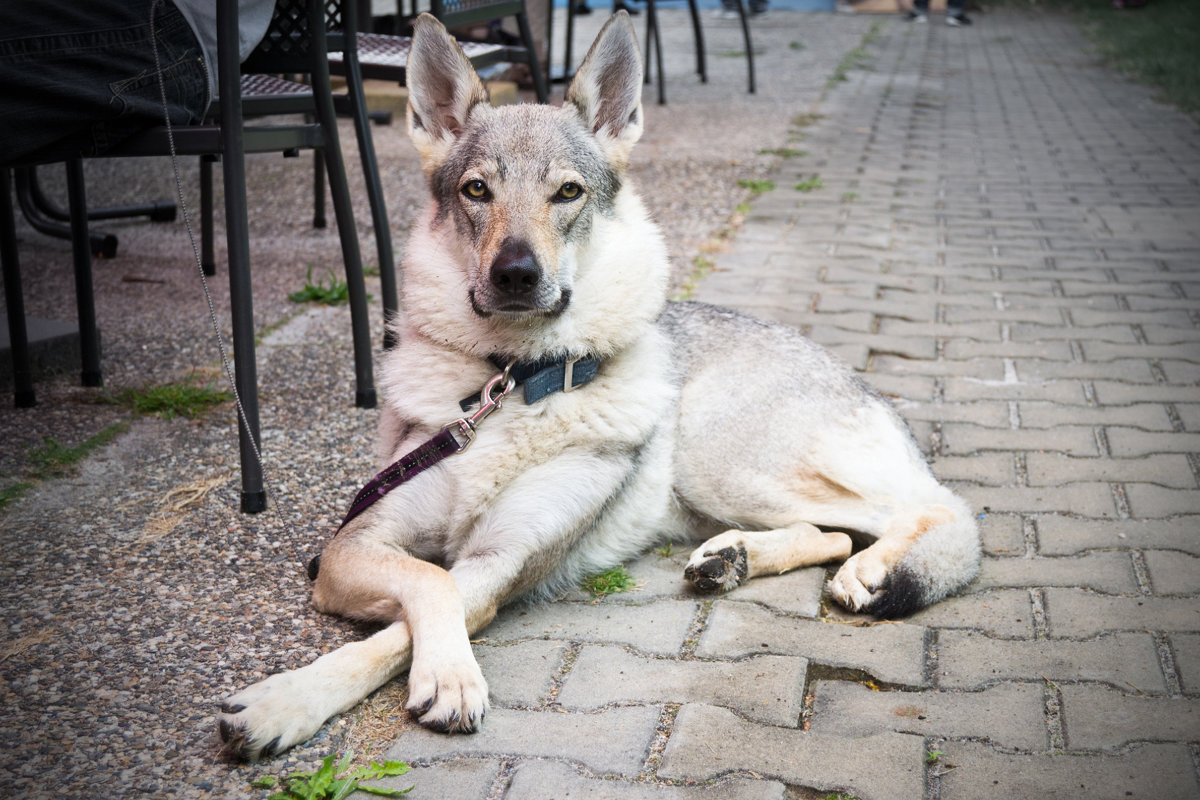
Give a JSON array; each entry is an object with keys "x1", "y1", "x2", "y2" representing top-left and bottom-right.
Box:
[
  {"x1": 1107, "y1": 429, "x2": 1200, "y2": 457},
  {"x1": 1124, "y1": 484, "x2": 1200, "y2": 517},
  {"x1": 1014, "y1": 358, "x2": 1158, "y2": 384},
  {"x1": 903, "y1": 589, "x2": 1034, "y2": 639},
  {"x1": 1172, "y1": 633, "x2": 1200, "y2": 694},
  {"x1": 1035, "y1": 514, "x2": 1200, "y2": 555},
  {"x1": 505, "y1": 760, "x2": 787, "y2": 800},
  {"x1": 361, "y1": 758, "x2": 499, "y2": 800},
  {"x1": 382, "y1": 706, "x2": 661, "y2": 777},
  {"x1": 978, "y1": 512, "x2": 1026, "y2": 556},
  {"x1": 1143, "y1": 551, "x2": 1200, "y2": 595},
  {"x1": 480, "y1": 600, "x2": 699, "y2": 656},
  {"x1": 809, "y1": 680, "x2": 1046, "y2": 751},
  {"x1": 937, "y1": 630, "x2": 1166, "y2": 691},
  {"x1": 475, "y1": 640, "x2": 570, "y2": 707},
  {"x1": 959, "y1": 484, "x2": 1117, "y2": 517},
  {"x1": 696, "y1": 601, "x2": 927, "y2": 686},
  {"x1": 557, "y1": 646, "x2": 806, "y2": 727},
  {"x1": 941, "y1": 424, "x2": 1100, "y2": 457},
  {"x1": 657, "y1": 704, "x2": 925, "y2": 800},
  {"x1": 943, "y1": 376, "x2": 1088, "y2": 404},
  {"x1": 724, "y1": 566, "x2": 826, "y2": 618},
  {"x1": 1017, "y1": 402, "x2": 1175, "y2": 430},
  {"x1": 975, "y1": 552, "x2": 1138, "y2": 594},
  {"x1": 938, "y1": 741, "x2": 1199, "y2": 800},
  {"x1": 891, "y1": 399, "x2": 1011, "y2": 427},
  {"x1": 928, "y1": 453, "x2": 1017, "y2": 485},
  {"x1": 1059, "y1": 684, "x2": 1200, "y2": 750},
  {"x1": 1025, "y1": 453, "x2": 1195, "y2": 489},
  {"x1": 1043, "y1": 588, "x2": 1200, "y2": 637}
]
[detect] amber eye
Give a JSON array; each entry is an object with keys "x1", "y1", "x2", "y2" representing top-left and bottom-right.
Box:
[
  {"x1": 555, "y1": 182, "x2": 583, "y2": 202},
  {"x1": 462, "y1": 180, "x2": 489, "y2": 200}
]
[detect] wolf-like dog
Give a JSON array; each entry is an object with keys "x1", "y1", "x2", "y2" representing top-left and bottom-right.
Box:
[{"x1": 218, "y1": 11, "x2": 980, "y2": 760}]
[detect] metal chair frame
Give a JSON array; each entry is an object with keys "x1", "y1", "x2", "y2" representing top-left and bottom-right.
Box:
[{"x1": 1, "y1": 0, "x2": 377, "y2": 513}]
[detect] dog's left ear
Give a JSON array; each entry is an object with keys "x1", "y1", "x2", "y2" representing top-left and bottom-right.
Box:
[
  {"x1": 406, "y1": 13, "x2": 491, "y2": 169},
  {"x1": 566, "y1": 11, "x2": 644, "y2": 165}
]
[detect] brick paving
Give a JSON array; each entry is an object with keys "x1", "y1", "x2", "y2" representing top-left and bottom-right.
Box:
[
  {"x1": 1, "y1": 6, "x2": 1198, "y2": 800},
  {"x1": 375, "y1": 10, "x2": 1200, "y2": 800}
]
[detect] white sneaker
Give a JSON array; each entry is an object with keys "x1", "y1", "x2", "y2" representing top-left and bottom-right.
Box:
[
  {"x1": 906, "y1": 10, "x2": 928, "y2": 22},
  {"x1": 712, "y1": 8, "x2": 740, "y2": 19}
]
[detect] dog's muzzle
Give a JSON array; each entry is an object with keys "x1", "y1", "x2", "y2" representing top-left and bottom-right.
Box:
[
  {"x1": 490, "y1": 239, "x2": 541, "y2": 302},
  {"x1": 472, "y1": 239, "x2": 570, "y2": 317}
]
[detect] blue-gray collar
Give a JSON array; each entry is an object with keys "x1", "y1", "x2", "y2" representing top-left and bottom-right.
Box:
[{"x1": 460, "y1": 354, "x2": 601, "y2": 410}]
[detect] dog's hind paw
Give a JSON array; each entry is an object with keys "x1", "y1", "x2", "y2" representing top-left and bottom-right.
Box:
[{"x1": 684, "y1": 542, "x2": 748, "y2": 592}]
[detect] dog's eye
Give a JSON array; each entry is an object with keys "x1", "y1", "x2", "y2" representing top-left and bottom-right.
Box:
[
  {"x1": 554, "y1": 182, "x2": 583, "y2": 202},
  {"x1": 462, "y1": 180, "x2": 489, "y2": 200}
]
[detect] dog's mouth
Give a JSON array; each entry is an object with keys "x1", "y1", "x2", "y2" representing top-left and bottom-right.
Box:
[{"x1": 470, "y1": 287, "x2": 572, "y2": 320}]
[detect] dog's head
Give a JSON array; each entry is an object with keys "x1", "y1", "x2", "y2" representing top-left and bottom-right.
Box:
[{"x1": 404, "y1": 12, "x2": 648, "y2": 328}]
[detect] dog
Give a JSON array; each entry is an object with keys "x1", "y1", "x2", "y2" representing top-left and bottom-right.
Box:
[{"x1": 217, "y1": 11, "x2": 980, "y2": 761}]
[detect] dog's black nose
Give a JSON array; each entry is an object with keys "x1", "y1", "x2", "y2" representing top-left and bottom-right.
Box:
[{"x1": 490, "y1": 240, "x2": 541, "y2": 296}]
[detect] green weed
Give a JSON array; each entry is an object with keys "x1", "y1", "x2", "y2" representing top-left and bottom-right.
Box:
[
  {"x1": 737, "y1": 178, "x2": 776, "y2": 196},
  {"x1": 656, "y1": 542, "x2": 676, "y2": 558},
  {"x1": 795, "y1": 176, "x2": 825, "y2": 192},
  {"x1": 113, "y1": 380, "x2": 233, "y2": 420},
  {"x1": 581, "y1": 565, "x2": 636, "y2": 599},
  {"x1": 252, "y1": 752, "x2": 411, "y2": 799},
  {"x1": 758, "y1": 147, "x2": 806, "y2": 158},
  {"x1": 289, "y1": 265, "x2": 351, "y2": 305},
  {"x1": 0, "y1": 423, "x2": 129, "y2": 510},
  {"x1": 840, "y1": 192, "x2": 859, "y2": 202},
  {"x1": 925, "y1": 749, "x2": 945, "y2": 765}
]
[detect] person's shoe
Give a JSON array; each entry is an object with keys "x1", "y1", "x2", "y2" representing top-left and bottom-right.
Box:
[
  {"x1": 945, "y1": 12, "x2": 972, "y2": 25},
  {"x1": 712, "y1": 7, "x2": 740, "y2": 19},
  {"x1": 614, "y1": 1, "x2": 640, "y2": 16},
  {"x1": 749, "y1": 8, "x2": 769, "y2": 19},
  {"x1": 906, "y1": 10, "x2": 928, "y2": 22},
  {"x1": 573, "y1": 1, "x2": 593, "y2": 15}
]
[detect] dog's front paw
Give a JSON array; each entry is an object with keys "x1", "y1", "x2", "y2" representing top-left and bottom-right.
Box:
[
  {"x1": 827, "y1": 552, "x2": 890, "y2": 612},
  {"x1": 218, "y1": 668, "x2": 335, "y2": 761},
  {"x1": 684, "y1": 542, "x2": 748, "y2": 592},
  {"x1": 405, "y1": 648, "x2": 489, "y2": 733}
]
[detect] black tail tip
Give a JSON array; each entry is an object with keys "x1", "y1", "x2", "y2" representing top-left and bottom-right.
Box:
[
  {"x1": 865, "y1": 567, "x2": 928, "y2": 620},
  {"x1": 306, "y1": 554, "x2": 321, "y2": 581}
]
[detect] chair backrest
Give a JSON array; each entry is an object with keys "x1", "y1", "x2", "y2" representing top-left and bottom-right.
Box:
[
  {"x1": 432, "y1": 0, "x2": 530, "y2": 30},
  {"x1": 241, "y1": 0, "x2": 358, "y2": 74}
]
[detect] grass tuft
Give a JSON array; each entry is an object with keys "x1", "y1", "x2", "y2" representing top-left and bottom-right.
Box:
[
  {"x1": 289, "y1": 265, "x2": 352, "y2": 305},
  {"x1": 112, "y1": 380, "x2": 233, "y2": 420},
  {"x1": 581, "y1": 565, "x2": 636, "y2": 599}
]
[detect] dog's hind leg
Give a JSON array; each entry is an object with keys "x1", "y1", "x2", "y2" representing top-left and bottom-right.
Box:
[{"x1": 684, "y1": 524, "x2": 852, "y2": 591}]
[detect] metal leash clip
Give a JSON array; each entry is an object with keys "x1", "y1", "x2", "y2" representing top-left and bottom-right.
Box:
[{"x1": 443, "y1": 362, "x2": 517, "y2": 452}]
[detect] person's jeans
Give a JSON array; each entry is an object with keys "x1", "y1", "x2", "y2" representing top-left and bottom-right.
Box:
[
  {"x1": 0, "y1": 0, "x2": 208, "y2": 166},
  {"x1": 912, "y1": 0, "x2": 966, "y2": 13}
]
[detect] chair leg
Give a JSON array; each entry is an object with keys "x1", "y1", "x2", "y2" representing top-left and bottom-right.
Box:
[
  {"x1": 645, "y1": 0, "x2": 666, "y2": 105},
  {"x1": 687, "y1": 0, "x2": 707, "y2": 83},
  {"x1": 309, "y1": 37, "x2": 376, "y2": 410},
  {"x1": 516, "y1": 11, "x2": 549, "y2": 103},
  {"x1": 200, "y1": 155, "x2": 217, "y2": 277},
  {"x1": 64, "y1": 159, "x2": 102, "y2": 388},
  {"x1": 736, "y1": 0, "x2": 756, "y2": 94},
  {"x1": 312, "y1": 148, "x2": 327, "y2": 229},
  {"x1": 14, "y1": 168, "x2": 117, "y2": 259},
  {"x1": 1, "y1": 169, "x2": 36, "y2": 408},
  {"x1": 342, "y1": 53, "x2": 399, "y2": 350},
  {"x1": 27, "y1": 164, "x2": 176, "y2": 223},
  {"x1": 563, "y1": 1, "x2": 575, "y2": 95}
]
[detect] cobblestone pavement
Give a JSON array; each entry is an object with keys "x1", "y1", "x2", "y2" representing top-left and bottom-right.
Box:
[{"x1": 2, "y1": 7, "x2": 1198, "y2": 800}]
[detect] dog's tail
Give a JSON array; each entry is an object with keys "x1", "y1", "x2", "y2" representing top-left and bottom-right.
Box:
[{"x1": 868, "y1": 492, "x2": 981, "y2": 620}]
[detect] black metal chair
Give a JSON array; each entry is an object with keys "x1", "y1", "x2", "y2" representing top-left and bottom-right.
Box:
[
  {"x1": 562, "y1": 0, "x2": 754, "y2": 105},
  {"x1": 1, "y1": 0, "x2": 377, "y2": 513},
  {"x1": 330, "y1": 0, "x2": 550, "y2": 104}
]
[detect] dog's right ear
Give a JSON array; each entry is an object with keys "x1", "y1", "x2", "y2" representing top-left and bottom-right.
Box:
[
  {"x1": 566, "y1": 11, "x2": 644, "y2": 166},
  {"x1": 406, "y1": 13, "x2": 491, "y2": 169}
]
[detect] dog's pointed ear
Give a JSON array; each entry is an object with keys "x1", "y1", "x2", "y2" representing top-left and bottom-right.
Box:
[
  {"x1": 565, "y1": 10, "x2": 644, "y2": 164},
  {"x1": 406, "y1": 13, "x2": 490, "y2": 169}
]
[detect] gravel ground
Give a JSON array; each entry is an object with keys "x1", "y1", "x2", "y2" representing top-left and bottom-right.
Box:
[{"x1": 0, "y1": 10, "x2": 874, "y2": 798}]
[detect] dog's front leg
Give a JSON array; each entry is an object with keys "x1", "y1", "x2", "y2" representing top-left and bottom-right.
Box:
[{"x1": 218, "y1": 620, "x2": 413, "y2": 760}]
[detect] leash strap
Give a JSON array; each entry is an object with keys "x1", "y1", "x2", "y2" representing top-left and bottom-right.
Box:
[{"x1": 336, "y1": 428, "x2": 462, "y2": 532}]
